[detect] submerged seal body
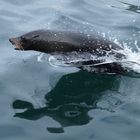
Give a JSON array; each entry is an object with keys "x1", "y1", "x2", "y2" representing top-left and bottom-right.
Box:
[{"x1": 9, "y1": 30, "x2": 126, "y2": 74}]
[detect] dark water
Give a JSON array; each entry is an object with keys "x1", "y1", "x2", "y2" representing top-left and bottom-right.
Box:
[{"x1": 0, "y1": 0, "x2": 140, "y2": 140}]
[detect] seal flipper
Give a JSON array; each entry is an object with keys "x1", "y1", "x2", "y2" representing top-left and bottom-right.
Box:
[
  {"x1": 79, "y1": 62, "x2": 127, "y2": 74},
  {"x1": 64, "y1": 59, "x2": 126, "y2": 74},
  {"x1": 65, "y1": 59, "x2": 104, "y2": 67}
]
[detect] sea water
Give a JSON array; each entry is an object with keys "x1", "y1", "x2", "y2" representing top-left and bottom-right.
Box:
[{"x1": 0, "y1": 0, "x2": 140, "y2": 140}]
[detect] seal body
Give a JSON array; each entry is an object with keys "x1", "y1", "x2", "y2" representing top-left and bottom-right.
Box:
[{"x1": 9, "y1": 30, "x2": 125, "y2": 74}]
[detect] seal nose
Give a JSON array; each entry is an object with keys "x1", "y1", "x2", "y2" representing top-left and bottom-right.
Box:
[{"x1": 9, "y1": 38, "x2": 16, "y2": 45}]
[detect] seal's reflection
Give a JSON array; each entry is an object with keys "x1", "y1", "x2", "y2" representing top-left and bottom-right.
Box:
[
  {"x1": 121, "y1": 2, "x2": 140, "y2": 14},
  {"x1": 114, "y1": 1, "x2": 140, "y2": 14},
  {"x1": 12, "y1": 71, "x2": 120, "y2": 133}
]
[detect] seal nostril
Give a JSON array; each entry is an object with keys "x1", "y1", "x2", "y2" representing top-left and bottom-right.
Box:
[{"x1": 9, "y1": 38, "x2": 14, "y2": 44}]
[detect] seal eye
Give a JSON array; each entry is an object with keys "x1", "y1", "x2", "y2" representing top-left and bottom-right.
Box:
[
  {"x1": 21, "y1": 36, "x2": 28, "y2": 43},
  {"x1": 21, "y1": 36, "x2": 26, "y2": 40},
  {"x1": 32, "y1": 35, "x2": 39, "y2": 39}
]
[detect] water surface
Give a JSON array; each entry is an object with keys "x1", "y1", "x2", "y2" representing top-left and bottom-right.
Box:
[{"x1": 0, "y1": 0, "x2": 140, "y2": 140}]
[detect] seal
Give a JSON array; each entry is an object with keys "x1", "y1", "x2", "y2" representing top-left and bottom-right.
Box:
[{"x1": 9, "y1": 30, "x2": 126, "y2": 74}]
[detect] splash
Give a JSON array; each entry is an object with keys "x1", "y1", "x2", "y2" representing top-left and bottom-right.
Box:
[{"x1": 114, "y1": 40, "x2": 140, "y2": 73}]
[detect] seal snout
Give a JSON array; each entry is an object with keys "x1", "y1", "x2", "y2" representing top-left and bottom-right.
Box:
[
  {"x1": 9, "y1": 38, "x2": 16, "y2": 45},
  {"x1": 9, "y1": 37, "x2": 22, "y2": 50}
]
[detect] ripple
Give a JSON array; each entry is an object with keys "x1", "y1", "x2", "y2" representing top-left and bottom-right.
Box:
[{"x1": 0, "y1": 125, "x2": 25, "y2": 138}]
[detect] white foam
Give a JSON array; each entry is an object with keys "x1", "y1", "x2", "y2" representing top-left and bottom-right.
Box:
[{"x1": 116, "y1": 41, "x2": 140, "y2": 73}]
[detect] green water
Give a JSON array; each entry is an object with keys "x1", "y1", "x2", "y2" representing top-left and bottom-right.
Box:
[{"x1": 0, "y1": 0, "x2": 140, "y2": 140}]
